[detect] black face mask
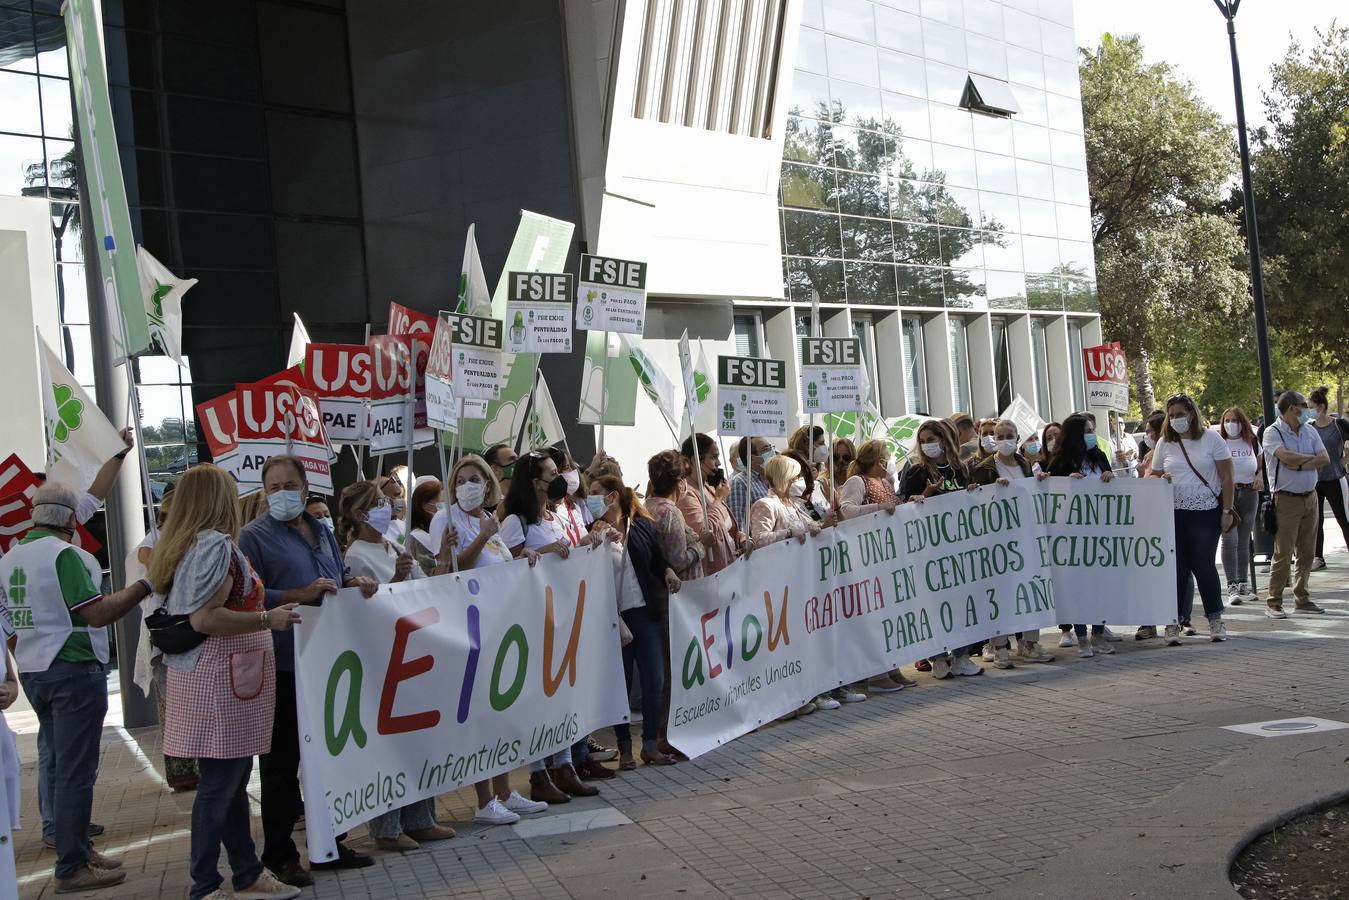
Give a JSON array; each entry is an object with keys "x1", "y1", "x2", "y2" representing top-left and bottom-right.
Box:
[
  {"x1": 545, "y1": 474, "x2": 569, "y2": 501},
  {"x1": 706, "y1": 467, "x2": 725, "y2": 489}
]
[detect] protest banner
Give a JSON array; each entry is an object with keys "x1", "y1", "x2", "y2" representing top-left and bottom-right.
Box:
[
  {"x1": 36, "y1": 335, "x2": 127, "y2": 493},
  {"x1": 505, "y1": 273, "x2": 574, "y2": 354},
  {"x1": 575, "y1": 255, "x2": 647, "y2": 335},
  {"x1": 717, "y1": 356, "x2": 788, "y2": 438},
  {"x1": 293, "y1": 547, "x2": 627, "y2": 862},
  {"x1": 0, "y1": 454, "x2": 100, "y2": 554},
  {"x1": 1084, "y1": 344, "x2": 1129, "y2": 413},
  {"x1": 366, "y1": 336, "x2": 416, "y2": 453},
  {"x1": 667, "y1": 477, "x2": 1177, "y2": 758},
  {"x1": 305, "y1": 343, "x2": 373, "y2": 444},
  {"x1": 195, "y1": 391, "x2": 251, "y2": 491},
  {"x1": 235, "y1": 370, "x2": 334, "y2": 493},
  {"x1": 1000, "y1": 394, "x2": 1046, "y2": 442},
  {"x1": 389, "y1": 301, "x2": 437, "y2": 338},
  {"x1": 449, "y1": 314, "x2": 504, "y2": 401},
  {"x1": 799, "y1": 337, "x2": 865, "y2": 415}
]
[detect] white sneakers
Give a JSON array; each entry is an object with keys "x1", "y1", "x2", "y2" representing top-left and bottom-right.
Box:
[
  {"x1": 475, "y1": 798, "x2": 521, "y2": 826},
  {"x1": 1078, "y1": 635, "x2": 1094, "y2": 658},
  {"x1": 1058, "y1": 631, "x2": 1077, "y2": 648},
  {"x1": 1018, "y1": 640, "x2": 1054, "y2": 663},
  {"x1": 1228, "y1": 583, "x2": 1244, "y2": 606},
  {"x1": 813, "y1": 694, "x2": 842, "y2": 711},
  {"x1": 1100, "y1": 626, "x2": 1123, "y2": 642},
  {"x1": 993, "y1": 647, "x2": 1014, "y2": 669},
  {"x1": 1209, "y1": 618, "x2": 1228, "y2": 642},
  {"x1": 931, "y1": 656, "x2": 952, "y2": 679},
  {"x1": 1265, "y1": 605, "x2": 1289, "y2": 619},
  {"x1": 981, "y1": 644, "x2": 997, "y2": 662},
  {"x1": 831, "y1": 687, "x2": 868, "y2": 703},
  {"x1": 1164, "y1": 624, "x2": 1182, "y2": 645},
  {"x1": 950, "y1": 654, "x2": 984, "y2": 677},
  {"x1": 504, "y1": 791, "x2": 548, "y2": 816}
]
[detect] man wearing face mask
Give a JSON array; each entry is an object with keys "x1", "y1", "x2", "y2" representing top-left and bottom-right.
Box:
[
  {"x1": 727, "y1": 437, "x2": 774, "y2": 537},
  {"x1": 239, "y1": 456, "x2": 378, "y2": 885},
  {"x1": 946, "y1": 413, "x2": 980, "y2": 462}
]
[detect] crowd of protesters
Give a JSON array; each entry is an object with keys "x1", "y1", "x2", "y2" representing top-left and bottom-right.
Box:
[{"x1": 1, "y1": 387, "x2": 1346, "y2": 896}]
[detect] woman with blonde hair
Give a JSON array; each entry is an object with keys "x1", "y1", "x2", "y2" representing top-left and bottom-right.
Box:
[
  {"x1": 838, "y1": 439, "x2": 900, "y2": 520},
  {"x1": 149, "y1": 464, "x2": 302, "y2": 900}
]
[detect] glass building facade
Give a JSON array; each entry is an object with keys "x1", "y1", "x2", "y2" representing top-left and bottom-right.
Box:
[{"x1": 773, "y1": 0, "x2": 1097, "y2": 418}]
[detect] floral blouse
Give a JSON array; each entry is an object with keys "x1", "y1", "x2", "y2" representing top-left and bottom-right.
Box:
[{"x1": 645, "y1": 495, "x2": 704, "y2": 580}]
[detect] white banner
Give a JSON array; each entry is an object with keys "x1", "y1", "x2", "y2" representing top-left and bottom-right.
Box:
[
  {"x1": 295, "y1": 548, "x2": 627, "y2": 863},
  {"x1": 799, "y1": 337, "x2": 865, "y2": 414},
  {"x1": 576, "y1": 255, "x2": 647, "y2": 334},
  {"x1": 667, "y1": 478, "x2": 1177, "y2": 758},
  {"x1": 717, "y1": 356, "x2": 788, "y2": 438},
  {"x1": 505, "y1": 272, "x2": 573, "y2": 354}
]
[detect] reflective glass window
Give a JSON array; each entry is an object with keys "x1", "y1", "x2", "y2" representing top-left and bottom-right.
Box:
[
  {"x1": 920, "y1": 0, "x2": 963, "y2": 27},
  {"x1": 1052, "y1": 166, "x2": 1089, "y2": 205},
  {"x1": 939, "y1": 225, "x2": 983, "y2": 268},
  {"x1": 879, "y1": 50, "x2": 927, "y2": 97},
  {"x1": 1041, "y1": 20, "x2": 1076, "y2": 61},
  {"x1": 1009, "y1": 84, "x2": 1048, "y2": 125},
  {"x1": 971, "y1": 111, "x2": 1013, "y2": 153},
  {"x1": 830, "y1": 78, "x2": 884, "y2": 125},
  {"x1": 785, "y1": 116, "x2": 834, "y2": 165},
  {"x1": 965, "y1": 33, "x2": 1007, "y2": 80},
  {"x1": 921, "y1": 19, "x2": 967, "y2": 68},
  {"x1": 784, "y1": 209, "x2": 843, "y2": 258},
  {"x1": 944, "y1": 268, "x2": 987, "y2": 309},
  {"x1": 790, "y1": 71, "x2": 832, "y2": 117},
  {"x1": 1058, "y1": 239, "x2": 1095, "y2": 279},
  {"x1": 875, "y1": 6, "x2": 924, "y2": 56},
  {"x1": 979, "y1": 191, "x2": 1020, "y2": 233},
  {"x1": 826, "y1": 33, "x2": 880, "y2": 86},
  {"x1": 1019, "y1": 197, "x2": 1058, "y2": 237},
  {"x1": 835, "y1": 170, "x2": 890, "y2": 217},
  {"x1": 929, "y1": 103, "x2": 973, "y2": 147},
  {"x1": 782, "y1": 163, "x2": 838, "y2": 211},
  {"x1": 892, "y1": 134, "x2": 933, "y2": 177},
  {"x1": 1046, "y1": 91, "x2": 1083, "y2": 134},
  {"x1": 1015, "y1": 158, "x2": 1055, "y2": 200},
  {"x1": 1027, "y1": 275, "x2": 1064, "y2": 310},
  {"x1": 983, "y1": 230, "x2": 1022, "y2": 270},
  {"x1": 986, "y1": 269, "x2": 1027, "y2": 310},
  {"x1": 925, "y1": 59, "x2": 967, "y2": 105},
  {"x1": 975, "y1": 150, "x2": 1016, "y2": 193},
  {"x1": 823, "y1": 0, "x2": 876, "y2": 41},
  {"x1": 797, "y1": 26, "x2": 828, "y2": 74},
  {"x1": 1006, "y1": 45, "x2": 1044, "y2": 90},
  {"x1": 894, "y1": 220, "x2": 943, "y2": 265},
  {"x1": 963, "y1": 0, "x2": 1003, "y2": 40},
  {"x1": 1055, "y1": 203, "x2": 1093, "y2": 243},
  {"x1": 787, "y1": 257, "x2": 847, "y2": 304},
  {"x1": 881, "y1": 90, "x2": 931, "y2": 140},
  {"x1": 931, "y1": 142, "x2": 977, "y2": 188},
  {"x1": 0, "y1": 70, "x2": 43, "y2": 135},
  {"x1": 1003, "y1": 7, "x2": 1041, "y2": 51},
  {"x1": 846, "y1": 261, "x2": 899, "y2": 305},
  {"x1": 1043, "y1": 56, "x2": 1080, "y2": 98},
  {"x1": 842, "y1": 215, "x2": 896, "y2": 262},
  {"x1": 1049, "y1": 128, "x2": 1087, "y2": 169},
  {"x1": 1021, "y1": 235, "x2": 1060, "y2": 273}
]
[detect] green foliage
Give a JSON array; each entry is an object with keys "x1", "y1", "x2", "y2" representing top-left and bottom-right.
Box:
[{"x1": 1252, "y1": 26, "x2": 1349, "y2": 364}]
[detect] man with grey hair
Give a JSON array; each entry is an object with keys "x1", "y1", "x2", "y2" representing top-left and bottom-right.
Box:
[
  {"x1": 1262, "y1": 391, "x2": 1331, "y2": 617},
  {"x1": 0, "y1": 482, "x2": 155, "y2": 893}
]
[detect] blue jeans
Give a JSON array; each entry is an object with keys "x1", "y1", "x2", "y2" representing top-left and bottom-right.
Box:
[
  {"x1": 191, "y1": 757, "x2": 263, "y2": 899},
  {"x1": 1177, "y1": 507, "x2": 1224, "y2": 622},
  {"x1": 613, "y1": 609, "x2": 665, "y2": 755},
  {"x1": 368, "y1": 797, "x2": 437, "y2": 839},
  {"x1": 20, "y1": 661, "x2": 106, "y2": 878}
]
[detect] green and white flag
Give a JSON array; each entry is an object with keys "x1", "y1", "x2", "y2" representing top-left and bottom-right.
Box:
[
  {"x1": 619, "y1": 333, "x2": 679, "y2": 428},
  {"x1": 136, "y1": 246, "x2": 196, "y2": 367},
  {"x1": 577, "y1": 331, "x2": 637, "y2": 426},
  {"x1": 456, "y1": 224, "x2": 493, "y2": 316},
  {"x1": 37, "y1": 332, "x2": 125, "y2": 491},
  {"x1": 523, "y1": 372, "x2": 566, "y2": 449},
  {"x1": 688, "y1": 340, "x2": 716, "y2": 434},
  {"x1": 287, "y1": 312, "x2": 311, "y2": 369}
]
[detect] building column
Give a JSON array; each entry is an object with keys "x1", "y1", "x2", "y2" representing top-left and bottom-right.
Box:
[
  {"x1": 922, "y1": 311, "x2": 954, "y2": 419},
  {"x1": 966, "y1": 312, "x2": 997, "y2": 419}
]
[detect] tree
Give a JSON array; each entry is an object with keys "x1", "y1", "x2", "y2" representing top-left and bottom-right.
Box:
[
  {"x1": 1081, "y1": 34, "x2": 1249, "y2": 414},
  {"x1": 1252, "y1": 26, "x2": 1349, "y2": 366}
]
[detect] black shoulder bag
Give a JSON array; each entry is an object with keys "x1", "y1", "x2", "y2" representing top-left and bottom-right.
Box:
[{"x1": 1258, "y1": 426, "x2": 1281, "y2": 536}]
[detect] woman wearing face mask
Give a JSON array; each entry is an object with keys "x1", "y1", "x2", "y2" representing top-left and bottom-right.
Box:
[
  {"x1": 838, "y1": 439, "x2": 900, "y2": 521},
  {"x1": 1020, "y1": 434, "x2": 1044, "y2": 474},
  {"x1": 824, "y1": 438, "x2": 857, "y2": 506},
  {"x1": 499, "y1": 452, "x2": 602, "y2": 797},
  {"x1": 337, "y1": 481, "x2": 455, "y2": 852},
  {"x1": 901, "y1": 422, "x2": 984, "y2": 679},
  {"x1": 588, "y1": 474, "x2": 682, "y2": 768},
  {"x1": 375, "y1": 474, "x2": 409, "y2": 547},
  {"x1": 969, "y1": 420, "x2": 1055, "y2": 666},
  {"x1": 1148, "y1": 394, "x2": 1234, "y2": 645},
  {"x1": 1136, "y1": 411, "x2": 1166, "y2": 478},
  {"x1": 406, "y1": 479, "x2": 444, "y2": 575},
  {"x1": 1040, "y1": 422, "x2": 1063, "y2": 465},
  {"x1": 427, "y1": 455, "x2": 552, "y2": 823},
  {"x1": 1217, "y1": 407, "x2": 1262, "y2": 605},
  {"x1": 784, "y1": 450, "x2": 836, "y2": 528},
  {"x1": 545, "y1": 448, "x2": 593, "y2": 549},
  {"x1": 304, "y1": 496, "x2": 332, "y2": 530},
  {"x1": 677, "y1": 434, "x2": 740, "y2": 575},
  {"x1": 1045, "y1": 413, "x2": 1119, "y2": 656},
  {"x1": 1308, "y1": 387, "x2": 1349, "y2": 570},
  {"x1": 788, "y1": 425, "x2": 828, "y2": 474},
  {"x1": 975, "y1": 418, "x2": 998, "y2": 463}
]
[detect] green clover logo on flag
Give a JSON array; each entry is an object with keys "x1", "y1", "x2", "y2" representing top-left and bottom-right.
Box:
[
  {"x1": 723, "y1": 402, "x2": 734, "y2": 420},
  {"x1": 807, "y1": 382, "x2": 818, "y2": 399},
  {"x1": 692, "y1": 371, "x2": 710, "y2": 404},
  {"x1": 52, "y1": 383, "x2": 83, "y2": 443}
]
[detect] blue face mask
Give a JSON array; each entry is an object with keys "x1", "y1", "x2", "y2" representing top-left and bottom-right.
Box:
[
  {"x1": 1084, "y1": 433, "x2": 1098, "y2": 450},
  {"x1": 365, "y1": 502, "x2": 393, "y2": 535},
  {"x1": 1024, "y1": 441, "x2": 1041, "y2": 456},
  {"x1": 1299, "y1": 407, "x2": 1316, "y2": 424},
  {"x1": 759, "y1": 449, "x2": 777, "y2": 464},
  {"x1": 267, "y1": 490, "x2": 304, "y2": 522},
  {"x1": 585, "y1": 495, "x2": 609, "y2": 519}
]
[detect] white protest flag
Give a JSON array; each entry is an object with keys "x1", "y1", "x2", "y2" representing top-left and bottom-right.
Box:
[
  {"x1": 524, "y1": 372, "x2": 566, "y2": 449},
  {"x1": 287, "y1": 312, "x2": 312, "y2": 369},
  {"x1": 455, "y1": 224, "x2": 493, "y2": 316},
  {"x1": 618, "y1": 333, "x2": 680, "y2": 428},
  {"x1": 135, "y1": 246, "x2": 196, "y2": 367},
  {"x1": 36, "y1": 333, "x2": 126, "y2": 491},
  {"x1": 689, "y1": 340, "x2": 717, "y2": 433}
]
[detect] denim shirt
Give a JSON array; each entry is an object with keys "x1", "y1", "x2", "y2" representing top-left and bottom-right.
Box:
[{"x1": 238, "y1": 512, "x2": 349, "y2": 672}]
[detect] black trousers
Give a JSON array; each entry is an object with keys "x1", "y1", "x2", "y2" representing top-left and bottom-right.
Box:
[
  {"x1": 260, "y1": 671, "x2": 302, "y2": 872},
  {"x1": 1315, "y1": 479, "x2": 1349, "y2": 559}
]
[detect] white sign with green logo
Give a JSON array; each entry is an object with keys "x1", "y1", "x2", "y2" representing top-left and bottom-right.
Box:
[
  {"x1": 799, "y1": 337, "x2": 864, "y2": 414},
  {"x1": 504, "y1": 272, "x2": 573, "y2": 354},
  {"x1": 575, "y1": 254, "x2": 647, "y2": 334},
  {"x1": 717, "y1": 356, "x2": 788, "y2": 437},
  {"x1": 449, "y1": 314, "x2": 504, "y2": 401}
]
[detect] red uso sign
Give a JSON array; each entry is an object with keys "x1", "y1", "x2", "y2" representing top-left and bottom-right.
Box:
[
  {"x1": 388, "y1": 301, "x2": 436, "y2": 337},
  {"x1": 1083, "y1": 343, "x2": 1128, "y2": 412},
  {"x1": 306, "y1": 344, "x2": 374, "y2": 399}
]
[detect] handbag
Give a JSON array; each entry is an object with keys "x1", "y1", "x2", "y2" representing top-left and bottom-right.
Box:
[
  {"x1": 144, "y1": 608, "x2": 208, "y2": 655},
  {"x1": 1173, "y1": 438, "x2": 1237, "y2": 531}
]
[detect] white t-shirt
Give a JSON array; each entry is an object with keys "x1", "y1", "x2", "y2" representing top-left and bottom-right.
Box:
[
  {"x1": 1151, "y1": 429, "x2": 1231, "y2": 510},
  {"x1": 344, "y1": 539, "x2": 425, "y2": 584},
  {"x1": 607, "y1": 539, "x2": 646, "y2": 613},
  {"x1": 1222, "y1": 433, "x2": 1260, "y2": 485},
  {"x1": 499, "y1": 511, "x2": 571, "y2": 553},
  {"x1": 555, "y1": 499, "x2": 590, "y2": 547},
  {"x1": 995, "y1": 459, "x2": 1026, "y2": 482},
  {"x1": 432, "y1": 504, "x2": 513, "y2": 569}
]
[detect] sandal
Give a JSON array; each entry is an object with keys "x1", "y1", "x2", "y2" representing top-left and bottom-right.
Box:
[
  {"x1": 618, "y1": 756, "x2": 638, "y2": 771},
  {"x1": 641, "y1": 751, "x2": 678, "y2": 766},
  {"x1": 656, "y1": 742, "x2": 688, "y2": 761}
]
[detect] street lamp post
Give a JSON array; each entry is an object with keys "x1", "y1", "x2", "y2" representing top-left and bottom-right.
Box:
[{"x1": 1213, "y1": 0, "x2": 1276, "y2": 427}]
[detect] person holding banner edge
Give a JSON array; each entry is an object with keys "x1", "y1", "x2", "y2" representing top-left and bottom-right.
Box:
[
  {"x1": 149, "y1": 464, "x2": 304, "y2": 900},
  {"x1": 677, "y1": 434, "x2": 741, "y2": 576},
  {"x1": 239, "y1": 456, "x2": 378, "y2": 885}
]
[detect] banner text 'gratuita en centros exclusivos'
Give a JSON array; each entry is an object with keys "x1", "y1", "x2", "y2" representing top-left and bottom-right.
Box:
[
  {"x1": 666, "y1": 478, "x2": 1177, "y2": 758},
  {"x1": 293, "y1": 547, "x2": 627, "y2": 863}
]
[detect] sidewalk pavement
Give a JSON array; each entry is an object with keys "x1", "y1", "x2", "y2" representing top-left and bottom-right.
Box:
[{"x1": 14, "y1": 536, "x2": 1349, "y2": 899}]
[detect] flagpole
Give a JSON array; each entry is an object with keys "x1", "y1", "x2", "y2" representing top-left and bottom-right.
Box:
[
  {"x1": 403, "y1": 355, "x2": 416, "y2": 546},
  {"x1": 598, "y1": 330, "x2": 609, "y2": 453},
  {"x1": 687, "y1": 413, "x2": 708, "y2": 527},
  {"x1": 514, "y1": 364, "x2": 541, "y2": 453},
  {"x1": 827, "y1": 413, "x2": 835, "y2": 510}
]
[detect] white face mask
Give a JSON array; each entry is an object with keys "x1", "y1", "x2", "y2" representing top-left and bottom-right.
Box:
[
  {"x1": 562, "y1": 470, "x2": 581, "y2": 496},
  {"x1": 788, "y1": 480, "x2": 806, "y2": 498},
  {"x1": 980, "y1": 435, "x2": 997, "y2": 453},
  {"x1": 1224, "y1": 421, "x2": 1241, "y2": 438},
  {"x1": 1170, "y1": 416, "x2": 1190, "y2": 434},
  {"x1": 812, "y1": 444, "x2": 828, "y2": 465},
  {"x1": 998, "y1": 439, "x2": 1018, "y2": 456},
  {"x1": 1143, "y1": 434, "x2": 1155, "y2": 449},
  {"x1": 921, "y1": 441, "x2": 942, "y2": 459},
  {"x1": 1046, "y1": 438, "x2": 1057, "y2": 453},
  {"x1": 456, "y1": 480, "x2": 486, "y2": 512}
]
